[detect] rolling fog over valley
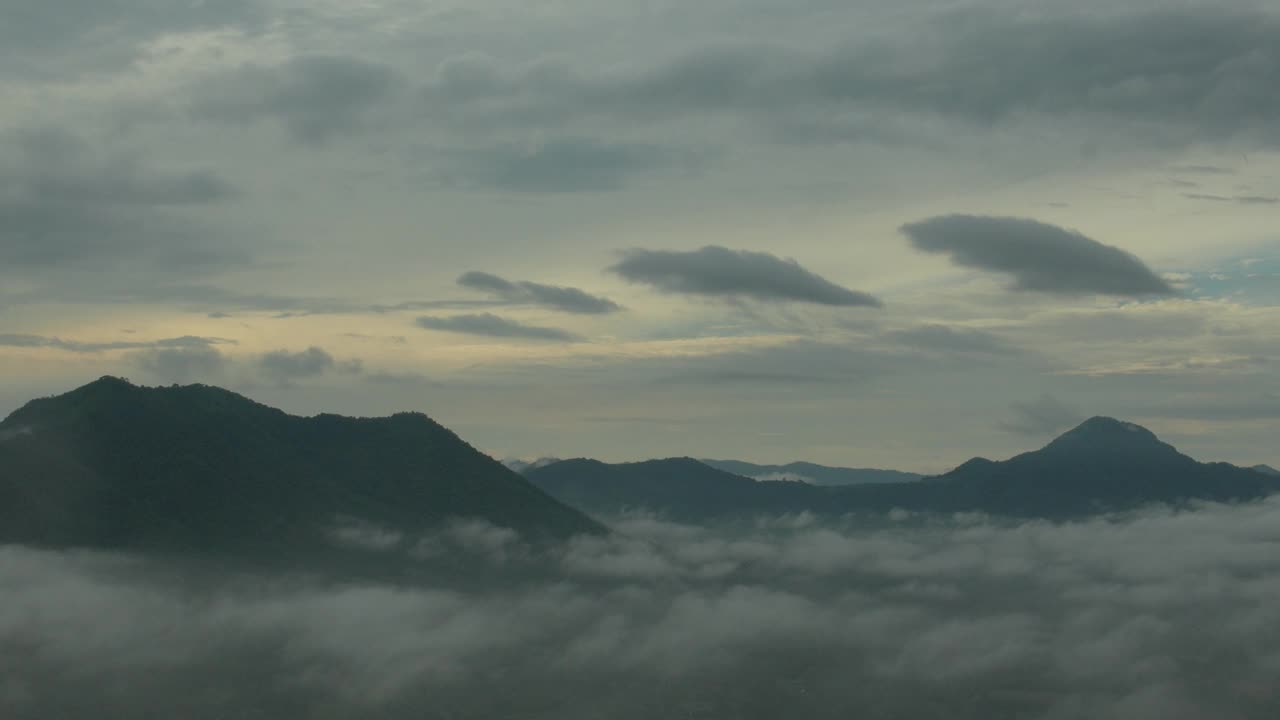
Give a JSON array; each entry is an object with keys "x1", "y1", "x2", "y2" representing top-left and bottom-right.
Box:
[
  {"x1": 4, "y1": 0, "x2": 1280, "y2": 716},
  {"x1": 6, "y1": 502, "x2": 1280, "y2": 718}
]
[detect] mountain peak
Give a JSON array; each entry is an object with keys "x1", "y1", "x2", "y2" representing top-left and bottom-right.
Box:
[{"x1": 1042, "y1": 416, "x2": 1170, "y2": 454}]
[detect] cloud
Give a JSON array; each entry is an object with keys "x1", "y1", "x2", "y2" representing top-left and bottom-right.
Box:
[
  {"x1": 1141, "y1": 394, "x2": 1280, "y2": 423},
  {"x1": 0, "y1": 127, "x2": 239, "y2": 273},
  {"x1": 257, "y1": 346, "x2": 359, "y2": 384},
  {"x1": 1183, "y1": 193, "x2": 1280, "y2": 205},
  {"x1": 998, "y1": 393, "x2": 1084, "y2": 436},
  {"x1": 194, "y1": 55, "x2": 404, "y2": 143},
  {"x1": 438, "y1": 139, "x2": 690, "y2": 192},
  {"x1": 1168, "y1": 165, "x2": 1235, "y2": 176},
  {"x1": 888, "y1": 324, "x2": 1021, "y2": 356},
  {"x1": 608, "y1": 246, "x2": 882, "y2": 307},
  {"x1": 458, "y1": 272, "x2": 622, "y2": 314},
  {"x1": 0, "y1": 334, "x2": 232, "y2": 354},
  {"x1": 415, "y1": 313, "x2": 581, "y2": 342},
  {"x1": 0, "y1": 0, "x2": 264, "y2": 80},
  {"x1": 901, "y1": 215, "x2": 1175, "y2": 297},
  {"x1": 6, "y1": 500, "x2": 1280, "y2": 717},
  {"x1": 422, "y1": 7, "x2": 1280, "y2": 149},
  {"x1": 649, "y1": 340, "x2": 909, "y2": 386},
  {"x1": 131, "y1": 346, "x2": 229, "y2": 384}
]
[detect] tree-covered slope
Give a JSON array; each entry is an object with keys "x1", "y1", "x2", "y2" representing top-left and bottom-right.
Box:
[{"x1": 0, "y1": 377, "x2": 603, "y2": 553}]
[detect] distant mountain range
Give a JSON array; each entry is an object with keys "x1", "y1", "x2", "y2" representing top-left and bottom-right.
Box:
[
  {"x1": 4, "y1": 378, "x2": 1275, "y2": 553},
  {"x1": 699, "y1": 459, "x2": 921, "y2": 485},
  {"x1": 503, "y1": 457, "x2": 564, "y2": 474},
  {"x1": 1253, "y1": 464, "x2": 1280, "y2": 477},
  {"x1": 528, "y1": 417, "x2": 1280, "y2": 520},
  {"x1": 0, "y1": 377, "x2": 603, "y2": 556}
]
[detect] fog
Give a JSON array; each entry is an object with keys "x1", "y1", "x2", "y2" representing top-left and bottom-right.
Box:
[{"x1": 5, "y1": 502, "x2": 1280, "y2": 718}]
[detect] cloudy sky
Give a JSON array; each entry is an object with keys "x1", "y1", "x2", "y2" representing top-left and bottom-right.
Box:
[{"x1": 2, "y1": 0, "x2": 1278, "y2": 471}]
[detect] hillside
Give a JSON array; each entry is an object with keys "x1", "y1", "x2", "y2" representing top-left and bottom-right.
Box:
[{"x1": 0, "y1": 377, "x2": 603, "y2": 555}]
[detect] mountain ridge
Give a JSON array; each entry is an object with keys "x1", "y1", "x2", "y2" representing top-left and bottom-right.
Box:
[
  {"x1": 0, "y1": 377, "x2": 604, "y2": 555},
  {"x1": 528, "y1": 417, "x2": 1279, "y2": 520},
  {"x1": 700, "y1": 459, "x2": 921, "y2": 485}
]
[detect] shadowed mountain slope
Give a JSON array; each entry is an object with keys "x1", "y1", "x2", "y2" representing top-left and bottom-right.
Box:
[{"x1": 0, "y1": 377, "x2": 603, "y2": 554}]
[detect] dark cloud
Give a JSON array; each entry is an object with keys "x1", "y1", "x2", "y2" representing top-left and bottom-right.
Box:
[
  {"x1": 257, "y1": 346, "x2": 346, "y2": 384},
  {"x1": 901, "y1": 215, "x2": 1175, "y2": 297},
  {"x1": 423, "y1": 8, "x2": 1280, "y2": 148},
  {"x1": 0, "y1": 0, "x2": 263, "y2": 79},
  {"x1": 194, "y1": 56, "x2": 404, "y2": 143},
  {"x1": 888, "y1": 324, "x2": 1021, "y2": 356},
  {"x1": 608, "y1": 246, "x2": 882, "y2": 307},
  {"x1": 0, "y1": 127, "x2": 239, "y2": 274},
  {"x1": 457, "y1": 271, "x2": 622, "y2": 314},
  {"x1": 438, "y1": 139, "x2": 690, "y2": 192},
  {"x1": 0, "y1": 281, "x2": 512, "y2": 317},
  {"x1": 0, "y1": 334, "x2": 232, "y2": 354},
  {"x1": 1168, "y1": 165, "x2": 1236, "y2": 176},
  {"x1": 131, "y1": 346, "x2": 229, "y2": 384},
  {"x1": 998, "y1": 393, "x2": 1084, "y2": 436},
  {"x1": 1184, "y1": 193, "x2": 1280, "y2": 205},
  {"x1": 415, "y1": 313, "x2": 581, "y2": 342},
  {"x1": 6, "y1": 501, "x2": 1280, "y2": 718}
]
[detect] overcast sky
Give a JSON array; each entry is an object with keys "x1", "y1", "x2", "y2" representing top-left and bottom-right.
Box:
[{"x1": 2, "y1": 0, "x2": 1278, "y2": 471}]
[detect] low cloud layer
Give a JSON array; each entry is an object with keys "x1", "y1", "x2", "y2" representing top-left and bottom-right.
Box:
[
  {"x1": 0, "y1": 334, "x2": 232, "y2": 354},
  {"x1": 457, "y1": 271, "x2": 621, "y2": 314},
  {"x1": 609, "y1": 246, "x2": 882, "y2": 307},
  {"x1": 901, "y1": 215, "x2": 1175, "y2": 297},
  {"x1": 416, "y1": 313, "x2": 581, "y2": 342},
  {"x1": 5, "y1": 500, "x2": 1280, "y2": 718}
]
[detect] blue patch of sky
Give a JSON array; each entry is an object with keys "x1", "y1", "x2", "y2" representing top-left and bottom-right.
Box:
[{"x1": 1176, "y1": 255, "x2": 1280, "y2": 304}]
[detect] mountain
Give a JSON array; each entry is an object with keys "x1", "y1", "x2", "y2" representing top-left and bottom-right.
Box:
[
  {"x1": 0, "y1": 377, "x2": 603, "y2": 555},
  {"x1": 912, "y1": 417, "x2": 1279, "y2": 516},
  {"x1": 528, "y1": 418, "x2": 1280, "y2": 520},
  {"x1": 700, "y1": 459, "x2": 921, "y2": 485},
  {"x1": 503, "y1": 457, "x2": 563, "y2": 474},
  {"x1": 1252, "y1": 464, "x2": 1280, "y2": 477},
  {"x1": 526, "y1": 458, "x2": 816, "y2": 519}
]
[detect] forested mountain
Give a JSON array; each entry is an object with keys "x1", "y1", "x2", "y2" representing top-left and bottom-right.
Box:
[{"x1": 0, "y1": 377, "x2": 603, "y2": 555}]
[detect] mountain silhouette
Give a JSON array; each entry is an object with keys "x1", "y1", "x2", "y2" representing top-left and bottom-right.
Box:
[
  {"x1": 1252, "y1": 464, "x2": 1280, "y2": 477},
  {"x1": 699, "y1": 459, "x2": 921, "y2": 485},
  {"x1": 0, "y1": 377, "x2": 603, "y2": 555},
  {"x1": 527, "y1": 457, "x2": 815, "y2": 518},
  {"x1": 528, "y1": 417, "x2": 1279, "y2": 520}
]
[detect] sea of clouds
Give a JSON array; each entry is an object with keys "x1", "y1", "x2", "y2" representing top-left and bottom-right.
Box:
[{"x1": 4, "y1": 499, "x2": 1280, "y2": 719}]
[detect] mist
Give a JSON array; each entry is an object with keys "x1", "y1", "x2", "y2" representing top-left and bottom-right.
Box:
[{"x1": 5, "y1": 502, "x2": 1279, "y2": 719}]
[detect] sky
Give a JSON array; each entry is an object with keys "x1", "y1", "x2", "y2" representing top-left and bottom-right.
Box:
[{"x1": 1, "y1": 0, "x2": 1278, "y2": 472}]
